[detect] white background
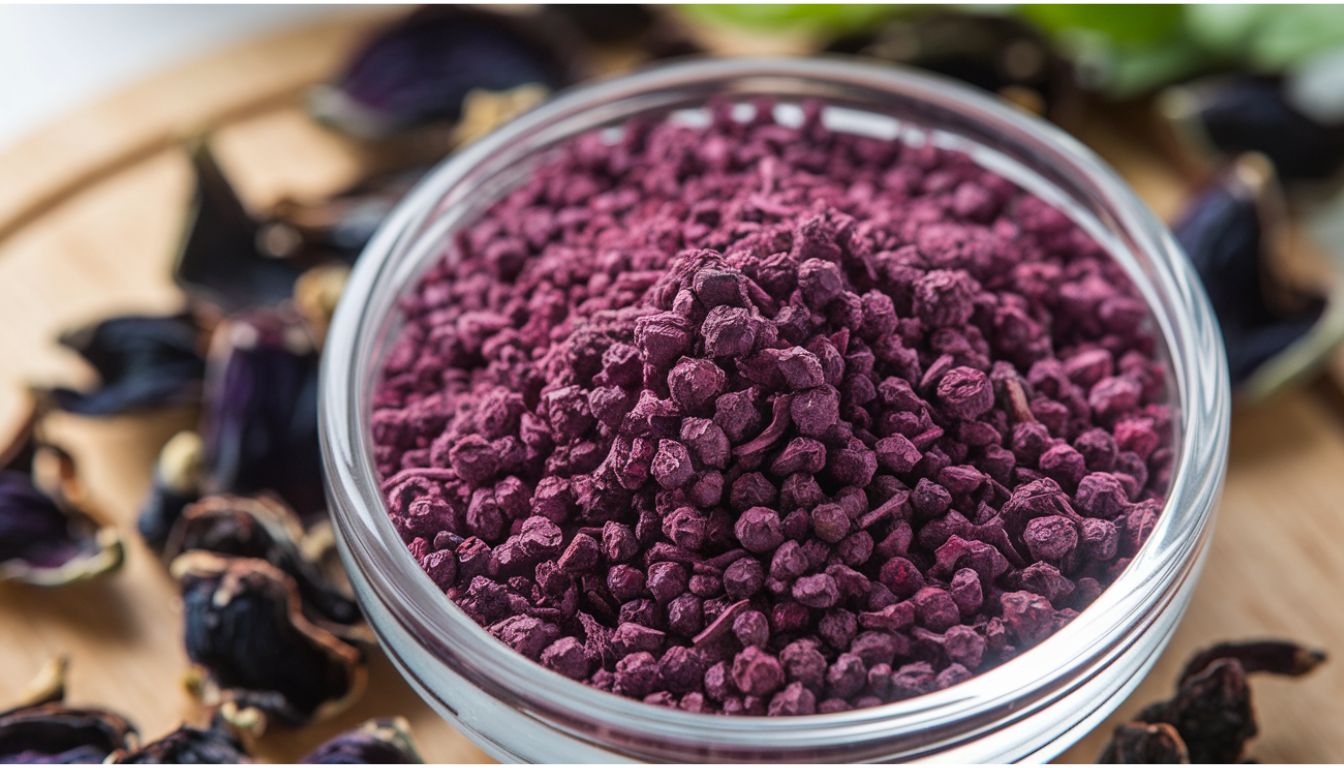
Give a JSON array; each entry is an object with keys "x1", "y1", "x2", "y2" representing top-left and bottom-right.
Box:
[{"x1": 0, "y1": 5, "x2": 350, "y2": 148}]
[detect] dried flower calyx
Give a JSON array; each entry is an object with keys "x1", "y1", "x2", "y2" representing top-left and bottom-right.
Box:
[
  {"x1": 201, "y1": 308, "x2": 325, "y2": 521},
  {"x1": 0, "y1": 658, "x2": 138, "y2": 763},
  {"x1": 1099, "y1": 639, "x2": 1327, "y2": 763},
  {"x1": 300, "y1": 717, "x2": 423, "y2": 764},
  {"x1": 309, "y1": 5, "x2": 587, "y2": 140},
  {"x1": 112, "y1": 713, "x2": 250, "y2": 764},
  {"x1": 137, "y1": 430, "x2": 206, "y2": 552},
  {"x1": 175, "y1": 143, "x2": 350, "y2": 312},
  {"x1": 43, "y1": 310, "x2": 209, "y2": 417},
  {"x1": 0, "y1": 398, "x2": 123, "y2": 586},
  {"x1": 165, "y1": 494, "x2": 361, "y2": 626},
  {"x1": 1161, "y1": 74, "x2": 1344, "y2": 184},
  {"x1": 171, "y1": 552, "x2": 366, "y2": 731},
  {"x1": 1098, "y1": 722, "x2": 1188, "y2": 764},
  {"x1": 1171, "y1": 153, "x2": 1343, "y2": 399}
]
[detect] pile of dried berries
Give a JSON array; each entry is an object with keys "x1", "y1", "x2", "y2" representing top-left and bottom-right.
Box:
[
  {"x1": 1100, "y1": 640, "x2": 1327, "y2": 763},
  {"x1": 372, "y1": 102, "x2": 1175, "y2": 714}
]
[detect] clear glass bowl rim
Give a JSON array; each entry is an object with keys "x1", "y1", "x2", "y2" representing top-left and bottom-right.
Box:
[{"x1": 319, "y1": 56, "x2": 1230, "y2": 756}]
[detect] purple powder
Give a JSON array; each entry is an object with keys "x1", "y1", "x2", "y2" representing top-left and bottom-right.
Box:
[{"x1": 372, "y1": 100, "x2": 1173, "y2": 715}]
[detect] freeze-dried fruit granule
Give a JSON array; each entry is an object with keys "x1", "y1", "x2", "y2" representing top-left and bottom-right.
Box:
[{"x1": 372, "y1": 99, "x2": 1173, "y2": 715}]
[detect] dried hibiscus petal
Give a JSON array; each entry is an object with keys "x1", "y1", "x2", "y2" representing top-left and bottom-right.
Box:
[
  {"x1": 200, "y1": 309, "x2": 324, "y2": 520},
  {"x1": 175, "y1": 143, "x2": 335, "y2": 311},
  {"x1": 1172, "y1": 154, "x2": 1336, "y2": 397},
  {"x1": 1161, "y1": 74, "x2": 1344, "y2": 183},
  {"x1": 300, "y1": 717, "x2": 423, "y2": 764},
  {"x1": 1100, "y1": 638, "x2": 1327, "y2": 763},
  {"x1": 164, "y1": 495, "x2": 360, "y2": 626},
  {"x1": 113, "y1": 714, "x2": 249, "y2": 764},
  {"x1": 0, "y1": 659, "x2": 138, "y2": 763},
  {"x1": 258, "y1": 170, "x2": 425, "y2": 265},
  {"x1": 308, "y1": 6, "x2": 586, "y2": 140},
  {"x1": 43, "y1": 311, "x2": 207, "y2": 416},
  {"x1": 170, "y1": 552, "x2": 366, "y2": 730},
  {"x1": 292, "y1": 265, "x2": 351, "y2": 349},
  {"x1": 1176, "y1": 639, "x2": 1327, "y2": 685},
  {"x1": 0, "y1": 400, "x2": 123, "y2": 586},
  {"x1": 137, "y1": 431, "x2": 205, "y2": 552},
  {"x1": 1098, "y1": 722, "x2": 1189, "y2": 764}
]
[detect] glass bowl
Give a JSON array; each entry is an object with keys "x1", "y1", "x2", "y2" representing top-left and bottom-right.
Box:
[{"x1": 319, "y1": 57, "x2": 1230, "y2": 762}]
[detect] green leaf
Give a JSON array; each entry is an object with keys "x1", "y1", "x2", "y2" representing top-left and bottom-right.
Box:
[
  {"x1": 1018, "y1": 4, "x2": 1209, "y2": 96},
  {"x1": 1187, "y1": 5, "x2": 1344, "y2": 71},
  {"x1": 679, "y1": 4, "x2": 902, "y2": 36},
  {"x1": 1105, "y1": 42, "x2": 1212, "y2": 97},
  {"x1": 1019, "y1": 5, "x2": 1186, "y2": 47},
  {"x1": 1182, "y1": 5, "x2": 1262, "y2": 54}
]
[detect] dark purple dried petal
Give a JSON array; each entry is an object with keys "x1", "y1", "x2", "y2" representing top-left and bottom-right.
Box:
[
  {"x1": 0, "y1": 703, "x2": 137, "y2": 764},
  {"x1": 45, "y1": 311, "x2": 206, "y2": 416},
  {"x1": 826, "y1": 12, "x2": 1074, "y2": 122},
  {"x1": 136, "y1": 431, "x2": 205, "y2": 551},
  {"x1": 114, "y1": 714, "x2": 249, "y2": 764},
  {"x1": 175, "y1": 142, "x2": 329, "y2": 311},
  {"x1": 170, "y1": 552, "x2": 366, "y2": 728},
  {"x1": 164, "y1": 494, "x2": 360, "y2": 626},
  {"x1": 0, "y1": 420, "x2": 123, "y2": 587},
  {"x1": 301, "y1": 717, "x2": 423, "y2": 764},
  {"x1": 0, "y1": 660, "x2": 137, "y2": 764},
  {"x1": 259, "y1": 169, "x2": 426, "y2": 264},
  {"x1": 1164, "y1": 74, "x2": 1344, "y2": 183},
  {"x1": 201, "y1": 309, "x2": 324, "y2": 520},
  {"x1": 309, "y1": 6, "x2": 586, "y2": 140},
  {"x1": 1172, "y1": 154, "x2": 1327, "y2": 390}
]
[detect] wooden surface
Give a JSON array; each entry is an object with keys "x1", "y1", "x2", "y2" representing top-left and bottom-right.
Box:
[{"x1": 1, "y1": 11, "x2": 1342, "y2": 764}]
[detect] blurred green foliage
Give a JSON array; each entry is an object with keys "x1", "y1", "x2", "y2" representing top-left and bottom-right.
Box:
[
  {"x1": 1187, "y1": 5, "x2": 1344, "y2": 70},
  {"x1": 683, "y1": 4, "x2": 1344, "y2": 96},
  {"x1": 1021, "y1": 4, "x2": 1208, "y2": 95},
  {"x1": 680, "y1": 4, "x2": 900, "y2": 36}
]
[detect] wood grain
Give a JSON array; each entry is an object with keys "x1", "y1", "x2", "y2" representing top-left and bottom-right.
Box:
[{"x1": 1, "y1": 12, "x2": 1341, "y2": 764}]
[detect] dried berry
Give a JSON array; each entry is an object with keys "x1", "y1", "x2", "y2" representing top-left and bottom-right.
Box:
[
  {"x1": 171, "y1": 552, "x2": 366, "y2": 730},
  {"x1": 1176, "y1": 639, "x2": 1327, "y2": 685},
  {"x1": 1098, "y1": 722, "x2": 1189, "y2": 764},
  {"x1": 301, "y1": 717, "x2": 423, "y2": 764}
]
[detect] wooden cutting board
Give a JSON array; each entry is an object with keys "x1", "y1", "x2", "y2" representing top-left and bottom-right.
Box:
[{"x1": 2, "y1": 10, "x2": 1342, "y2": 763}]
